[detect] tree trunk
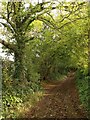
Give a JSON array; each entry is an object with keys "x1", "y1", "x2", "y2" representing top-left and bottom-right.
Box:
[
  {"x1": 88, "y1": 29, "x2": 90, "y2": 76},
  {"x1": 13, "y1": 41, "x2": 26, "y2": 82},
  {"x1": 88, "y1": 2, "x2": 90, "y2": 76}
]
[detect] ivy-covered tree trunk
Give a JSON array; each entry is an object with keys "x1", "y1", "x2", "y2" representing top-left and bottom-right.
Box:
[
  {"x1": 88, "y1": 1, "x2": 90, "y2": 76},
  {"x1": 13, "y1": 36, "x2": 26, "y2": 81},
  {"x1": 14, "y1": 52, "x2": 25, "y2": 81}
]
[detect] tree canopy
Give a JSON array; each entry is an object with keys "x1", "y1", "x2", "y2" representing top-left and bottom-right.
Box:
[{"x1": 0, "y1": 1, "x2": 89, "y2": 118}]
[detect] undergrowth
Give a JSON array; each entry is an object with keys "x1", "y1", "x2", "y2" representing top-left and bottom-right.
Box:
[
  {"x1": 2, "y1": 83, "x2": 43, "y2": 119},
  {"x1": 76, "y1": 68, "x2": 90, "y2": 112}
]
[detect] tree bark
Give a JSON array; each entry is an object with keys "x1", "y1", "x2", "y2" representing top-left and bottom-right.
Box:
[
  {"x1": 88, "y1": 29, "x2": 90, "y2": 76},
  {"x1": 13, "y1": 37, "x2": 26, "y2": 82},
  {"x1": 88, "y1": 1, "x2": 90, "y2": 76}
]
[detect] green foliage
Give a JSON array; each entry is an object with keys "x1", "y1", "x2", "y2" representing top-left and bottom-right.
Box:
[
  {"x1": 0, "y1": 1, "x2": 89, "y2": 118},
  {"x1": 76, "y1": 67, "x2": 89, "y2": 111},
  {"x1": 2, "y1": 83, "x2": 43, "y2": 118},
  {"x1": 2, "y1": 58, "x2": 42, "y2": 119}
]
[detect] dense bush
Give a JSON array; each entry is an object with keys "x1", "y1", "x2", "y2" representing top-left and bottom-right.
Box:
[
  {"x1": 76, "y1": 66, "x2": 89, "y2": 111},
  {"x1": 2, "y1": 59, "x2": 42, "y2": 119}
]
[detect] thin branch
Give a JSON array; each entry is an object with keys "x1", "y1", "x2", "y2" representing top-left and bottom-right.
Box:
[
  {"x1": 38, "y1": 16, "x2": 61, "y2": 33},
  {"x1": 0, "y1": 38, "x2": 16, "y2": 51},
  {"x1": 59, "y1": 11, "x2": 72, "y2": 23},
  {"x1": 58, "y1": 2, "x2": 86, "y2": 23},
  {"x1": 24, "y1": 17, "x2": 36, "y2": 31},
  {"x1": 46, "y1": 12, "x2": 55, "y2": 22},
  {"x1": 59, "y1": 16, "x2": 88, "y2": 29},
  {"x1": 21, "y1": 2, "x2": 56, "y2": 25},
  {"x1": 24, "y1": 7, "x2": 56, "y2": 31}
]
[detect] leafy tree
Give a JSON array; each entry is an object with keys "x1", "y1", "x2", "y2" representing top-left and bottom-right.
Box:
[
  {"x1": 0, "y1": 1, "x2": 89, "y2": 118},
  {"x1": 0, "y1": 1, "x2": 87, "y2": 82},
  {"x1": 0, "y1": 1, "x2": 57, "y2": 81},
  {"x1": 25, "y1": 7, "x2": 88, "y2": 80}
]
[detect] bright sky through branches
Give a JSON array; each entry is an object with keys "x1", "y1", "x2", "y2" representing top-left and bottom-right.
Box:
[{"x1": 0, "y1": 0, "x2": 87, "y2": 2}]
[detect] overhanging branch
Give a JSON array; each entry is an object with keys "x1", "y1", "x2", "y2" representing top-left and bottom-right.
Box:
[
  {"x1": 37, "y1": 16, "x2": 62, "y2": 34},
  {"x1": 59, "y1": 16, "x2": 88, "y2": 29},
  {"x1": 21, "y1": 1, "x2": 57, "y2": 25}
]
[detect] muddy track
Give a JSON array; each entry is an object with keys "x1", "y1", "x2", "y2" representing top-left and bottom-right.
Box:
[{"x1": 25, "y1": 72, "x2": 88, "y2": 119}]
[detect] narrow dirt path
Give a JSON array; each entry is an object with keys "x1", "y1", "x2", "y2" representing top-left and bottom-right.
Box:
[{"x1": 25, "y1": 72, "x2": 88, "y2": 118}]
